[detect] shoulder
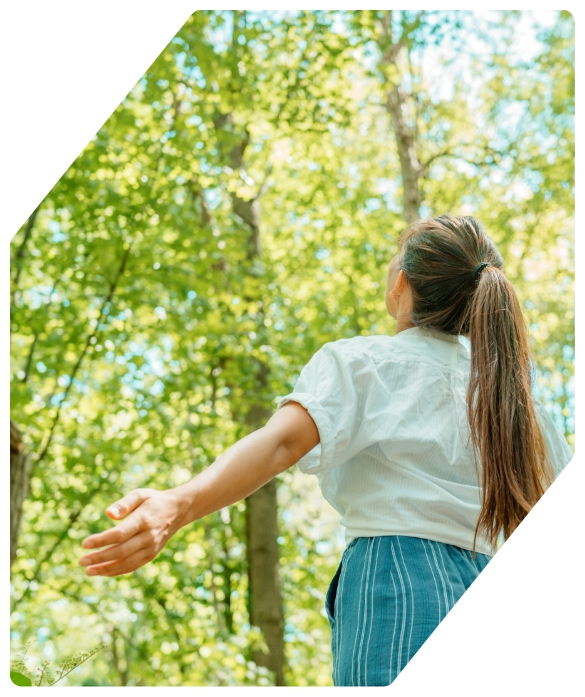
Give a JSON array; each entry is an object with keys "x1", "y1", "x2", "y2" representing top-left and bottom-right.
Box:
[
  {"x1": 317, "y1": 335, "x2": 393, "y2": 359},
  {"x1": 318, "y1": 332, "x2": 471, "y2": 378},
  {"x1": 322, "y1": 333, "x2": 440, "y2": 359},
  {"x1": 311, "y1": 335, "x2": 402, "y2": 371},
  {"x1": 313, "y1": 331, "x2": 470, "y2": 363}
]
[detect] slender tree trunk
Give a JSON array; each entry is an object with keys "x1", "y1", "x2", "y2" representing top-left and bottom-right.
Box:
[
  {"x1": 243, "y1": 404, "x2": 286, "y2": 686},
  {"x1": 379, "y1": 11, "x2": 422, "y2": 223},
  {"x1": 386, "y1": 86, "x2": 422, "y2": 223},
  {"x1": 10, "y1": 420, "x2": 33, "y2": 569},
  {"x1": 232, "y1": 173, "x2": 286, "y2": 687},
  {"x1": 203, "y1": 12, "x2": 286, "y2": 680},
  {"x1": 212, "y1": 105, "x2": 286, "y2": 684}
]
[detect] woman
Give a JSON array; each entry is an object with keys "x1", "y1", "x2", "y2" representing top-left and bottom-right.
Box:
[{"x1": 79, "y1": 214, "x2": 573, "y2": 686}]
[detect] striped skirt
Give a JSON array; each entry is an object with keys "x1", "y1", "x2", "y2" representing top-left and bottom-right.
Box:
[{"x1": 325, "y1": 535, "x2": 492, "y2": 686}]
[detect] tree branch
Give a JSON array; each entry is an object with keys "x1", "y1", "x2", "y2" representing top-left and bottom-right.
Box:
[
  {"x1": 54, "y1": 586, "x2": 158, "y2": 668},
  {"x1": 11, "y1": 480, "x2": 106, "y2": 612},
  {"x1": 20, "y1": 279, "x2": 61, "y2": 384},
  {"x1": 256, "y1": 162, "x2": 274, "y2": 200},
  {"x1": 32, "y1": 241, "x2": 132, "y2": 473},
  {"x1": 11, "y1": 204, "x2": 42, "y2": 307},
  {"x1": 21, "y1": 334, "x2": 38, "y2": 384},
  {"x1": 419, "y1": 147, "x2": 458, "y2": 176},
  {"x1": 419, "y1": 143, "x2": 508, "y2": 176}
]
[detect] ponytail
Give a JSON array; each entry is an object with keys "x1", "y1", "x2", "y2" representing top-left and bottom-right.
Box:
[
  {"x1": 397, "y1": 214, "x2": 555, "y2": 553},
  {"x1": 467, "y1": 265, "x2": 554, "y2": 551}
]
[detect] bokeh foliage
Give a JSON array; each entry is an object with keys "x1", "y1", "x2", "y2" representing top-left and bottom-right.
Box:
[{"x1": 10, "y1": 10, "x2": 573, "y2": 686}]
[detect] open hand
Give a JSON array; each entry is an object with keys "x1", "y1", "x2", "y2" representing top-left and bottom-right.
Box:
[{"x1": 79, "y1": 488, "x2": 183, "y2": 577}]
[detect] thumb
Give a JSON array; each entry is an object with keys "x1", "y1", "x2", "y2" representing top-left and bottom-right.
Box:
[{"x1": 106, "y1": 488, "x2": 151, "y2": 520}]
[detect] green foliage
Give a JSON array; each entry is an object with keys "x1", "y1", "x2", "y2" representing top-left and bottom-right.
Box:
[
  {"x1": 11, "y1": 672, "x2": 32, "y2": 687},
  {"x1": 10, "y1": 10, "x2": 573, "y2": 687},
  {"x1": 10, "y1": 639, "x2": 105, "y2": 686}
]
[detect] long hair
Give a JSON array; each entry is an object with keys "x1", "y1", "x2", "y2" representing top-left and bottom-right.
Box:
[{"x1": 396, "y1": 213, "x2": 554, "y2": 551}]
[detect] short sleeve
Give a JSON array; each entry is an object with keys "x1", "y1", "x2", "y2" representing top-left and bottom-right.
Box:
[
  {"x1": 534, "y1": 398, "x2": 574, "y2": 477},
  {"x1": 276, "y1": 341, "x2": 371, "y2": 475}
]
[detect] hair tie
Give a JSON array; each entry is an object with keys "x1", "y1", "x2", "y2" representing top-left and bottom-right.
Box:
[{"x1": 473, "y1": 261, "x2": 490, "y2": 281}]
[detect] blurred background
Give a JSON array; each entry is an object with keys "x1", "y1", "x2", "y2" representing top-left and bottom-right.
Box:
[{"x1": 9, "y1": 9, "x2": 574, "y2": 687}]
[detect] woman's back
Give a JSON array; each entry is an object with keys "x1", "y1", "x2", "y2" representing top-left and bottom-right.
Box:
[{"x1": 278, "y1": 326, "x2": 572, "y2": 557}]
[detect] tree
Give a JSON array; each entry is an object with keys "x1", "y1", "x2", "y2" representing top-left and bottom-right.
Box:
[{"x1": 10, "y1": 420, "x2": 32, "y2": 570}]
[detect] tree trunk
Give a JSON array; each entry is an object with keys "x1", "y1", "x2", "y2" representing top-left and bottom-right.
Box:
[
  {"x1": 233, "y1": 180, "x2": 286, "y2": 687},
  {"x1": 379, "y1": 11, "x2": 422, "y2": 223},
  {"x1": 10, "y1": 420, "x2": 33, "y2": 569},
  {"x1": 213, "y1": 106, "x2": 286, "y2": 684},
  {"x1": 245, "y1": 480, "x2": 285, "y2": 683},
  {"x1": 386, "y1": 86, "x2": 422, "y2": 223},
  {"x1": 207, "y1": 12, "x2": 286, "y2": 678},
  {"x1": 243, "y1": 402, "x2": 286, "y2": 686}
]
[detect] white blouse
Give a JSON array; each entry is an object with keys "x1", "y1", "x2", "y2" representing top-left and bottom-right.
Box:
[{"x1": 276, "y1": 326, "x2": 573, "y2": 557}]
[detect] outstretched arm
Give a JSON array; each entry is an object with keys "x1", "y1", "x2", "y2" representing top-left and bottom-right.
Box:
[{"x1": 79, "y1": 401, "x2": 318, "y2": 577}]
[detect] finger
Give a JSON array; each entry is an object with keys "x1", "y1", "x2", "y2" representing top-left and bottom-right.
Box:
[
  {"x1": 85, "y1": 549, "x2": 153, "y2": 577},
  {"x1": 82, "y1": 513, "x2": 145, "y2": 550},
  {"x1": 80, "y1": 530, "x2": 151, "y2": 568},
  {"x1": 105, "y1": 488, "x2": 151, "y2": 521}
]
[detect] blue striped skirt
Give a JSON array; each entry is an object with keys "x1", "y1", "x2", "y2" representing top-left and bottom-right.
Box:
[{"x1": 325, "y1": 535, "x2": 492, "y2": 686}]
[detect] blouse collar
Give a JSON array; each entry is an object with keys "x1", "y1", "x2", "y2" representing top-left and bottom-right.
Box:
[{"x1": 395, "y1": 326, "x2": 462, "y2": 344}]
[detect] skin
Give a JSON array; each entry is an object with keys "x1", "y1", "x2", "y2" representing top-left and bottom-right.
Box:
[
  {"x1": 79, "y1": 254, "x2": 414, "y2": 577},
  {"x1": 385, "y1": 252, "x2": 416, "y2": 333}
]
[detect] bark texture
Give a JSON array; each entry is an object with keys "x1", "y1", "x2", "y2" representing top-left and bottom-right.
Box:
[
  {"x1": 10, "y1": 420, "x2": 33, "y2": 569},
  {"x1": 386, "y1": 86, "x2": 422, "y2": 223},
  {"x1": 379, "y1": 11, "x2": 423, "y2": 223}
]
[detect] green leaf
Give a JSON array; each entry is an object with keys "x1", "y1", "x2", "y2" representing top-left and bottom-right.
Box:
[{"x1": 10, "y1": 672, "x2": 32, "y2": 687}]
